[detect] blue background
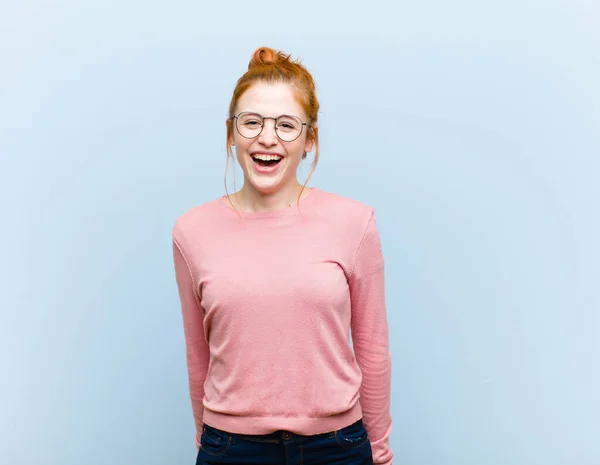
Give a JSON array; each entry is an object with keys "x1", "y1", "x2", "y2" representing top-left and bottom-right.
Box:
[{"x1": 1, "y1": 1, "x2": 598, "y2": 464}]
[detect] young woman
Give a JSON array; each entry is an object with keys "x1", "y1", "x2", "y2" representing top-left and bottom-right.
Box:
[{"x1": 172, "y1": 46, "x2": 393, "y2": 465}]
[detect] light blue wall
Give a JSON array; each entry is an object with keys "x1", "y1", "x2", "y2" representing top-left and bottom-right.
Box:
[{"x1": 1, "y1": 1, "x2": 598, "y2": 464}]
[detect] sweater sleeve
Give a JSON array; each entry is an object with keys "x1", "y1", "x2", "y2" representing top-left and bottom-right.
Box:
[
  {"x1": 348, "y1": 210, "x2": 394, "y2": 465},
  {"x1": 172, "y1": 238, "x2": 210, "y2": 450}
]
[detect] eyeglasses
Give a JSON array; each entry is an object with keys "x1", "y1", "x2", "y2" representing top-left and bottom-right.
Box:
[{"x1": 231, "y1": 112, "x2": 310, "y2": 142}]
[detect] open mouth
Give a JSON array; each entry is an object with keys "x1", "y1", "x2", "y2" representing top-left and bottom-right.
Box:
[{"x1": 251, "y1": 154, "x2": 283, "y2": 167}]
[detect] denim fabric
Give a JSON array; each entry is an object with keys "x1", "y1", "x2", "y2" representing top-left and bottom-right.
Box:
[{"x1": 196, "y1": 418, "x2": 374, "y2": 465}]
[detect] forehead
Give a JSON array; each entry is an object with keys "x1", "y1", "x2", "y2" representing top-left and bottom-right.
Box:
[{"x1": 236, "y1": 82, "x2": 306, "y2": 119}]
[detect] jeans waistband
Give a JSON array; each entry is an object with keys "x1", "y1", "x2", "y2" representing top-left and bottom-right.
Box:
[{"x1": 203, "y1": 418, "x2": 363, "y2": 443}]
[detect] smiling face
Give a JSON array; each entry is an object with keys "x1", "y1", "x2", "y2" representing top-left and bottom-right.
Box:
[{"x1": 230, "y1": 81, "x2": 314, "y2": 196}]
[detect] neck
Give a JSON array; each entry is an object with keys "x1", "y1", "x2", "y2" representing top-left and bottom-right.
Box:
[{"x1": 234, "y1": 183, "x2": 309, "y2": 213}]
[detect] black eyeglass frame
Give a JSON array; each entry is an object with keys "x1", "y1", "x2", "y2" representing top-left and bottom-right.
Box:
[{"x1": 230, "y1": 112, "x2": 311, "y2": 142}]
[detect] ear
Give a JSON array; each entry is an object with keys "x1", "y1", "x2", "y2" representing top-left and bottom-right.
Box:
[
  {"x1": 304, "y1": 124, "x2": 317, "y2": 153},
  {"x1": 226, "y1": 118, "x2": 235, "y2": 146},
  {"x1": 304, "y1": 136, "x2": 314, "y2": 154}
]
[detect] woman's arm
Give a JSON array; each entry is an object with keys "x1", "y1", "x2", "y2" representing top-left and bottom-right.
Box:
[
  {"x1": 348, "y1": 209, "x2": 394, "y2": 465},
  {"x1": 172, "y1": 238, "x2": 210, "y2": 450}
]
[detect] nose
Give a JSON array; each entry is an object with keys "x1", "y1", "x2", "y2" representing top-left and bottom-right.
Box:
[{"x1": 257, "y1": 119, "x2": 278, "y2": 146}]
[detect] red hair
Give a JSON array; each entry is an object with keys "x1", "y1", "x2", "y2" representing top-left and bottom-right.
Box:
[{"x1": 224, "y1": 47, "x2": 320, "y2": 211}]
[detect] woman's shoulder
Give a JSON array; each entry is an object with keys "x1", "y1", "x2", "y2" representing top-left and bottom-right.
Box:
[
  {"x1": 313, "y1": 187, "x2": 375, "y2": 221},
  {"x1": 172, "y1": 195, "x2": 226, "y2": 240}
]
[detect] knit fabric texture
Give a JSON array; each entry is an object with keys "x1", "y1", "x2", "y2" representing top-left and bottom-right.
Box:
[{"x1": 172, "y1": 187, "x2": 393, "y2": 464}]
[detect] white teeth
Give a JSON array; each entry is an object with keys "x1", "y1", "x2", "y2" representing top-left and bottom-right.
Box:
[{"x1": 252, "y1": 154, "x2": 282, "y2": 161}]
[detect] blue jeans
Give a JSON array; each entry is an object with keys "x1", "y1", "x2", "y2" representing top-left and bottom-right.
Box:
[{"x1": 196, "y1": 418, "x2": 374, "y2": 465}]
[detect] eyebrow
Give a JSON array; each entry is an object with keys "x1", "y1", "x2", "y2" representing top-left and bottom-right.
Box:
[{"x1": 239, "y1": 111, "x2": 301, "y2": 119}]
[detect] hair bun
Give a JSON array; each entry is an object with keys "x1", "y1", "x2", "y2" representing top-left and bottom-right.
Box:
[{"x1": 248, "y1": 46, "x2": 292, "y2": 70}]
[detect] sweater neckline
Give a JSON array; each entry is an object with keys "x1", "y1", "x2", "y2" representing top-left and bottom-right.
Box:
[{"x1": 220, "y1": 187, "x2": 321, "y2": 219}]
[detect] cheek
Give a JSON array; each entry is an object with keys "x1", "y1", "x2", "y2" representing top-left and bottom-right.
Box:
[
  {"x1": 286, "y1": 140, "x2": 306, "y2": 157},
  {"x1": 233, "y1": 136, "x2": 251, "y2": 154}
]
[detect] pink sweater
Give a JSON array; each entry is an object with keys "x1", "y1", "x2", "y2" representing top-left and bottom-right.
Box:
[{"x1": 172, "y1": 187, "x2": 393, "y2": 464}]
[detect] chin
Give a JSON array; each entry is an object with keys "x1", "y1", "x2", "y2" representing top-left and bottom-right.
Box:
[{"x1": 248, "y1": 180, "x2": 283, "y2": 194}]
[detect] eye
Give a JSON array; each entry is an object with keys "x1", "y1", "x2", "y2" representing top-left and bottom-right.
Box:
[
  {"x1": 276, "y1": 118, "x2": 299, "y2": 131},
  {"x1": 244, "y1": 120, "x2": 261, "y2": 127}
]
